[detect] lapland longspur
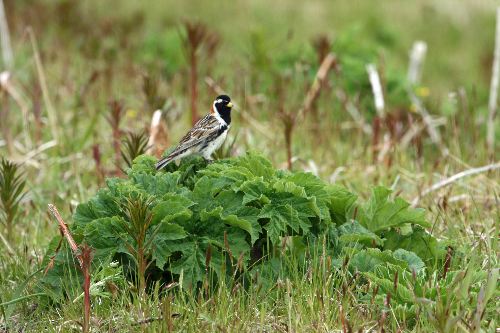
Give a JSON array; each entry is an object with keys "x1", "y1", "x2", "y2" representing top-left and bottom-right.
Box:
[{"x1": 156, "y1": 95, "x2": 233, "y2": 170}]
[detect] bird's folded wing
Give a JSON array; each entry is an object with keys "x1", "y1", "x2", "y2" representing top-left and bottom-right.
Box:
[{"x1": 169, "y1": 115, "x2": 222, "y2": 156}]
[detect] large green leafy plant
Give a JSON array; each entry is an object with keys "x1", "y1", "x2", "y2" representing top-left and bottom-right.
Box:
[{"x1": 41, "y1": 152, "x2": 445, "y2": 302}]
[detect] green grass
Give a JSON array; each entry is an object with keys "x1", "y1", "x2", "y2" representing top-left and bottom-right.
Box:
[{"x1": 1, "y1": 0, "x2": 499, "y2": 332}]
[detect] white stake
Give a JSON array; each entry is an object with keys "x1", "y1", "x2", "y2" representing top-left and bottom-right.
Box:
[
  {"x1": 0, "y1": 0, "x2": 13, "y2": 69},
  {"x1": 487, "y1": 8, "x2": 500, "y2": 155},
  {"x1": 366, "y1": 63, "x2": 385, "y2": 117},
  {"x1": 407, "y1": 41, "x2": 427, "y2": 85},
  {"x1": 147, "y1": 110, "x2": 163, "y2": 154}
]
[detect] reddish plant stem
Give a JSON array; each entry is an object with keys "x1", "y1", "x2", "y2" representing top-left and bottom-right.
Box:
[
  {"x1": 107, "y1": 100, "x2": 124, "y2": 174},
  {"x1": 441, "y1": 246, "x2": 453, "y2": 279},
  {"x1": 92, "y1": 144, "x2": 104, "y2": 185},
  {"x1": 284, "y1": 121, "x2": 293, "y2": 171},
  {"x1": 80, "y1": 245, "x2": 93, "y2": 333},
  {"x1": 189, "y1": 49, "x2": 198, "y2": 126},
  {"x1": 113, "y1": 130, "x2": 121, "y2": 172},
  {"x1": 47, "y1": 204, "x2": 93, "y2": 333},
  {"x1": 47, "y1": 204, "x2": 81, "y2": 267}
]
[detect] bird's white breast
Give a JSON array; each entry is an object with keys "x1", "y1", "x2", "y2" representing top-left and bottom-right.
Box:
[{"x1": 202, "y1": 128, "x2": 228, "y2": 159}]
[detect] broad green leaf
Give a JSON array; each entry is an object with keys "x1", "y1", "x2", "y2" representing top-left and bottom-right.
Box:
[
  {"x1": 272, "y1": 179, "x2": 307, "y2": 197},
  {"x1": 283, "y1": 172, "x2": 332, "y2": 221},
  {"x1": 199, "y1": 206, "x2": 225, "y2": 221},
  {"x1": 209, "y1": 228, "x2": 250, "y2": 264},
  {"x1": 190, "y1": 176, "x2": 224, "y2": 204},
  {"x1": 196, "y1": 207, "x2": 251, "y2": 259},
  {"x1": 169, "y1": 239, "x2": 206, "y2": 288},
  {"x1": 200, "y1": 164, "x2": 256, "y2": 188},
  {"x1": 384, "y1": 227, "x2": 446, "y2": 264},
  {"x1": 129, "y1": 155, "x2": 157, "y2": 174},
  {"x1": 149, "y1": 222, "x2": 188, "y2": 269},
  {"x1": 269, "y1": 192, "x2": 319, "y2": 220},
  {"x1": 260, "y1": 203, "x2": 309, "y2": 243},
  {"x1": 393, "y1": 249, "x2": 426, "y2": 274},
  {"x1": 82, "y1": 216, "x2": 130, "y2": 258},
  {"x1": 338, "y1": 220, "x2": 383, "y2": 245},
  {"x1": 235, "y1": 151, "x2": 274, "y2": 179},
  {"x1": 212, "y1": 190, "x2": 262, "y2": 243},
  {"x1": 364, "y1": 272, "x2": 414, "y2": 304},
  {"x1": 73, "y1": 189, "x2": 121, "y2": 227},
  {"x1": 357, "y1": 186, "x2": 430, "y2": 232},
  {"x1": 151, "y1": 194, "x2": 194, "y2": 225},
  {"x1": 73, "y1": 201, "x2": 100, "y2": 226},
  {"x1": 326, "y1": 185, "x2": 358, "y2": 224},
  {"x1": 131, "y1": 172, "x2": 182, "y2": 197},
  {"x1": 38, "y1": 243, "x2": 83, "y2": 300},
  {"x1": 169, "y1": 230, "x2": 248, "y2": 288},
  {"x1": 349, "y1": 248, "x2": 407, "y2": 272},
  {"x1": 192, "y1": 186, "x2": 262, "y2": 244},
  {"x1": 236, "y1": 178, "x2": 270, "y2": 205},
  {"x1": 221, "y1": 209, "x2": 262, "y2": 245}
]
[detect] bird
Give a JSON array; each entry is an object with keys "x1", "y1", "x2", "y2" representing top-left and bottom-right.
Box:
[{"x1": 156, "y1": 95, "x2": 233, "y2": 170}]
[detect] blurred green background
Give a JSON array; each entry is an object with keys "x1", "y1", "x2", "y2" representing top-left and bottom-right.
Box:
[
  {"x1": 6, "y1": 0, "x2": 498, "y2": 96},
  {"x1": 2, "y1": 0, "x2": 498, "y2": 188}
]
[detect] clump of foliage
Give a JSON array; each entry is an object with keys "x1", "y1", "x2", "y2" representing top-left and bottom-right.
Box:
[
  {"x1": 41, "y1": 153, "x2": 449, "y2": 309},
  {"x1": 0, "y1": 158, "x2": 26, "y2": 243},
  {"x1": 120, "y1": 131, "x2": 149, "y2": 171}
]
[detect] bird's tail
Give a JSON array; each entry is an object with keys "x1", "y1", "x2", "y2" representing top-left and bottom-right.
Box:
[{"x1": 156, "y1": 155, "x2": 174, "y2": 170}]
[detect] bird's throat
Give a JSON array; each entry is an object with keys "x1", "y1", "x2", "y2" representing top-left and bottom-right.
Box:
[{"x1": 218, "y1": 108, "x2": 231, "y2": 125}]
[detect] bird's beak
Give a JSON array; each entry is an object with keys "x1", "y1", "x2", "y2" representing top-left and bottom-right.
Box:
[{"x1": 227, "y1": 102, "x2": 233, "y2": 108}]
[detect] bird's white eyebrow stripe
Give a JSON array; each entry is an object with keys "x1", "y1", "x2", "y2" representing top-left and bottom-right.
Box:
[{"x1": 216, "y1": 99, "x2": 223, "y2": 103}]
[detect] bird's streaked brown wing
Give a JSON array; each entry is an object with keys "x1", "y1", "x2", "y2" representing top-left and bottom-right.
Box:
[
  {"x1": 176, "y1": 114, "x2": 221, "y2": 148},
  {"x1": 156, "y1": 114, "x2": 223, "y2": 170}
]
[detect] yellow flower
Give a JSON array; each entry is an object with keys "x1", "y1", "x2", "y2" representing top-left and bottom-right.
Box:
[
  {"x1": 416, "y1": 86, "x2": 430, "y2": 97},
  {"x1": 126, "y1": 109, "x2": 138, "y2": 119}
]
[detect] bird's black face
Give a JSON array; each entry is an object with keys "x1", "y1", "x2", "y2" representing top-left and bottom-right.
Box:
[{"x1": 213, "y1": 95, "x2": 233, "y2": 124}]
